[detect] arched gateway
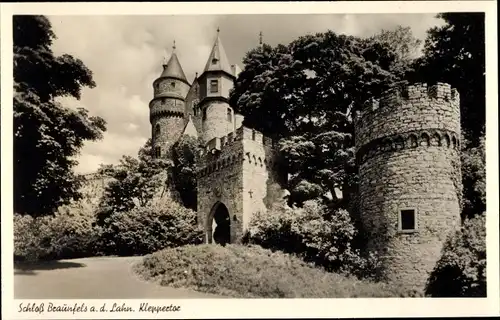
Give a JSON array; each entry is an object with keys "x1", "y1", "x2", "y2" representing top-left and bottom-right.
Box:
[{"x1": 206, "y1": 202, "x2": 231, "y2": 246}]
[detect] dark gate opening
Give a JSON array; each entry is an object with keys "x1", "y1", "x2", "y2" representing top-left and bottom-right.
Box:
[{"x1": 212, "y1": 203, "x2": 231, "y2": 246}]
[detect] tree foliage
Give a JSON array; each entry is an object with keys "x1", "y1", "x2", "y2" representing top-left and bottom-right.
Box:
[
  {"x1": 97, "y1": 198, "x2": 203, "y2": 257},
  {"x1": 410, "y1": 13, "x2": 485, "y2": 145},
  {"x1": 169, "y1": 135, "x2": 203, "y2": 210},
  {"x1": 230, "y1": 29, "x2": 416, "y2": 206},
  {"x1": 96, "y1": 139, "x2": 171, "y2": 225},
  {"x1": 461, "y1": 135, "x2": 486, "y2": 219},
  {"x1": 244, "y1": 200, "x2": 380, "y2": 278},
  {"x1": 13, "y1": 15, "x2": 106, "y2": 216},
  {"x1": 426, "y1": 213, "x2": 486, "y2": 297}
]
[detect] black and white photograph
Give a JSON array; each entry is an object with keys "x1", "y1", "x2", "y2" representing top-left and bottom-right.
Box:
[{"x1": 1, "y1": 1, "x2": 498, "y2": 319}]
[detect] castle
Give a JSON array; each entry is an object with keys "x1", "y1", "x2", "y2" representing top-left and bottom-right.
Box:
[
  {"x1": 83, "y1": 30, "x2": 462, "y2": 290},
  {"x1": 149, "y1": 30, "x2": 285, "y2": 246}
]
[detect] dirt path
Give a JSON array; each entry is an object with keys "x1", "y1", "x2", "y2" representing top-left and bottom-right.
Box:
[{"x1": 14, "y1": 256, "x2": 223, "y2": 299}]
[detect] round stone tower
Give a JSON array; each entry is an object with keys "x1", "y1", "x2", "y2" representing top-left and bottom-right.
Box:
[
  {"x1": 354, "y1": 82, "x2": 462, "y2": 291},
  {"x1": 149, "y1": 49, "x2": 190, "y2": 158}
]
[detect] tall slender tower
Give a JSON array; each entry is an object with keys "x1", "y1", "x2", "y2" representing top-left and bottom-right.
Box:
[
  {"x1": 149, "y1": 44, "x2": 191, "y2": 158},
  {"x1": 197, "y1": 29, "x2": 236, "y2": 143}
]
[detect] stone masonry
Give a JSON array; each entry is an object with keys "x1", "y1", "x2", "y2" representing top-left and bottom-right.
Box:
[{"x1": 354, "y1": 81, "x2": 462, "y2": 290}]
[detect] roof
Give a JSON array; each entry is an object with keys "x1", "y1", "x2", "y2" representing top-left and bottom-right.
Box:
[
  {"x1": 202, "y1": 33, "x2": 234, "y2": 77},
  {"x1": 159, "y1": 52, "x2": 188, "y2": 84}
]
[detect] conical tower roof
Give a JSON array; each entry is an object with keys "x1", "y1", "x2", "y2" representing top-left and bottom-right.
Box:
[
  {"x1": 159, "y1": 51, "x2": 188, "y2": 84},
  {"x1": 202, "y1": 30, "x2": 234, "y2": 77}
]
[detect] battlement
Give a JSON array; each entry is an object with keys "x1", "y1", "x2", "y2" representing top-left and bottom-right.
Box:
[
  {"x1": 355, "y1": 81, "x2": 461, "y2": 151},
  {"x1": 198, "y1": 126, "x2": 277, "y2": 178},
  {"x1": 357, "y1": 81, "x2": 460, "y2": 122},
  {"x1": 203, "y1": 126, "x2": 274, "y2": 155}
]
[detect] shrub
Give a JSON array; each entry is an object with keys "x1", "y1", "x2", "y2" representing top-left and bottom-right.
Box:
[
  {"x1": 134, "y1": 244, "x2": 408, "y2": 298},
  {"x1": 14, "y1": 202, "x2": 100, "y2": 261},
  {"x1": 244, "y1": 200, "x2": 379, "y2": 278},
  {"x1": 98, "y1": 197, "x2": 204, "y2": 256},
  {"x1": 425, "y1": 212, "x2": 486, "y2": 297}
]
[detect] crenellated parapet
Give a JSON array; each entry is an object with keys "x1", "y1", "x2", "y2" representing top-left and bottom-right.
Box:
[
  {"x1": 197, "y1": 126, "x2": 277, "y2": 178},
  {"x1": 355, "y1": 82, "x2": 460, "y2": 151}
]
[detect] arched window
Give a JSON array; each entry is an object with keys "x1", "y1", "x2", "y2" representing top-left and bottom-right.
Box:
[
  {"x1": 155, "y1": 124, "x2": 161, "y2": 137},
  {"x1": 227, "y1": 108, "x2": 232, "y2": 122}
]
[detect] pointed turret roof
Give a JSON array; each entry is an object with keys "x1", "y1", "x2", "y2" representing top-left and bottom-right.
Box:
[
  {"x1": 202, "y1": 29, "x2": 234, "y2": 77},
  {"x1": 159, "y1": 51, "x2": 189, "y2": 84}
]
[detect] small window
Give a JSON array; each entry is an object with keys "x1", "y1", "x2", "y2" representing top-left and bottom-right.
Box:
[
  {"x1": 227, "y1": 108, "x2": 232, "y2": 122},
  {"x1": 194, "y1": 108, "x2": 197, "y2": 116},
  {"x1": 210, "y1": 80, "x2": 218, "y2": 93},
  {"x1": 171, "y1": 81, "x2": 176, "y2": 88},
  {"x1": 252, "y1": 130, "x2": 256, "y2": 140},
  {"x1": 155, "y1": 146, "x2": 161, "y2": 158},
  {"x1": 399, "y1": 209, "x2": 417, "y2": 232},
  {"x1": 212, "y1": 58, "x2": 218, "y2": 65},
  {"x1": 202, "y1": 108, "x2": 207, "y2": 121},
  {"x1": 155, "y1": 124, "x2": 161, "y2": 136}
]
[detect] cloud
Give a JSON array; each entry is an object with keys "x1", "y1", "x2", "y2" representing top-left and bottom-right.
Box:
[{"x1": 47, "y1": 14, "x2": 445, "y2": 174}]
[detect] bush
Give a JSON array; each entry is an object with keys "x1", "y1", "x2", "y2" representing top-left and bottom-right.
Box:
[
  {"x1": 244, "y1": 200, "x2": 379, "y2": 278},
  {"x1": 98, "y1": 197, "x2": 204, "y2": 256},
  {"x1": 425, "y1": 213, "x2": 486, "y2": 297},
  {"x1": 134, "y1": 244, "x2": 408, "y2": 298},
  {"x1": 14, "y1": 203, "x2": 100, "y2": 261}
]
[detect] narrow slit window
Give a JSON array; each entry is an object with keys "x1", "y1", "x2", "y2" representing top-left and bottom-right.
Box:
[
  {"x1": 399, "y1": 209, "x2": 417, "y2": 232},
  {"x1": 227, "y1": 108, "x2": 232, "y2": 122},
  {"x1": 210, "y1": 80, "x2": 218, "y2": 93},
  {"x1": 155, "y1": 124, "x2": 161, "y2": 136},
  {"x1": 202, "y1": 108, "x2": 207, "y2": 121}
]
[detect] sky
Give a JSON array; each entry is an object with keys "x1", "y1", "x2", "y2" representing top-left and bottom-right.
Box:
[{"x1": 47, "y1": 14, "x2": 445, "y2": 174}]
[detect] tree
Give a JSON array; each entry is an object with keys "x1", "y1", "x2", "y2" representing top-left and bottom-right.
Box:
[
  {"x1": 96, "y1": 139, "x2": 171, "y2": 225},
  {"x1": 410, "y1": 13, "x2": 485, "y2": 145},
  {"x1": 461, "y1": 135, "x2": 486, "y2": 219},
  {"x1": 369, "y1": 25, "x2": 422, "y2": 78},
  {"x1": 169, "y1": 135, "x2": 202, "y2": 210},
  {"x1": 230, "y1": 30, "x2": 406, "y2": 206},
  {"x1": 13, "y1": 15, "x2": 106, "y2": 216},
  {"x1": 426, "y1": 213, "x2": 486, "y2": 297}
]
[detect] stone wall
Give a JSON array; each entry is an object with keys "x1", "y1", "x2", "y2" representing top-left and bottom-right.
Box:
[
  {"x1": 197, "y1": 126, "x2": 281, "y2": 243},
  {"x1": 201, "y1": 101, "x2": 234, "y2": 143},
  {"x1": 354, "y1": 82, "x2": 462, "y2": 291},
  {"x1": 197, "y1": 130, "x2": 244, "y2": 243}
]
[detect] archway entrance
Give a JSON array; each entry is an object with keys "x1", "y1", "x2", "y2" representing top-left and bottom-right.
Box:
[{"x1": 207, "y1": 202, "x2": 231, "y2": 246}]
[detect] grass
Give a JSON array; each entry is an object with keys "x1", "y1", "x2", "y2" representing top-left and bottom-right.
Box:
[{"x1": 133, "y1": 244, "x2": 411, "y2": 298}]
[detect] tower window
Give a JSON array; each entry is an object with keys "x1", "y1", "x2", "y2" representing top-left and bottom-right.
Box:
[
  {"x1": 210, "y1": 80, "x2": 218, "y2": 93},
  {"x1": 227, "y1": 108, "x2": 232, "y2": 122},
  {"x1": 398, "y1": 208, "x2": 417, "y2": 232},
  {"x1": 202, "y1": 108, "x2": 207, "y2": 121},
  {"x1": 171, "y1": 81, "x2": 176, "y2": 88},
  {"x1": 155, "y1": 124, "x2": 161, "y2": 136},
  {"x1": 155, "y1": 146, "x2": 162, "y2": 158}
]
